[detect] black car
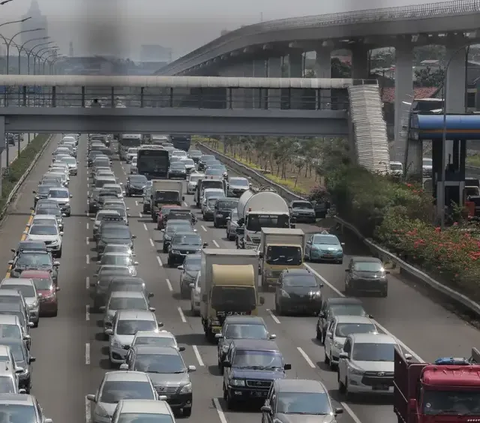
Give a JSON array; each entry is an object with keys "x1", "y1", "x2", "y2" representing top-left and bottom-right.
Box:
[
  {"x1": 96, "y1": 224, "x2": 135, "y2": 259},
  {"x1": 288, "y1": 200, "x2": 316, "y2": 223},
  {"x1": 316, "y1": 297, "x2": 368, "y2": 344},
  {"x1": 125, "y1": 175, "x2": 148, "y2": 197},
  {"x1": 0, "y1": 338, "x2": 35, "y2": 393},
  {"x1": 166, "y1": 209, "x2": 196, "y2": 226},
  {"x1": 198, "y1": 155, "x2": 215, "y2": 171},
  {"x1": 168, "y1": 162, "x2": 187, "y2": 179},
  {"x1": 178, "y1": 254, "x2": 201, "y2": 299},
  {"x1": 162, "y1": 220, "x2": 196, "y2": 253},
  {"x1": 213, "y1": 198, "x2": 239, "y2": 228},
  {"x1": 274, "y1": 268, "x2": 322, "y2": 316},
  {"x1": 345, "y1": 256, "x2": 389, "y2": 297},
  {"x1": 216, "y1": 316, "x2": 275, "y2": 374},
  {"x1": 188, "y1": 150, "x2": 202, "y2": 163},
  {"x1": 8, "y1": 251, "x2": 59, "y2": 284},
  {"x1": 105, "y1": 277, "x2": 153, "y2": 304},
  {"x1": 123, "y1": 345, "x2": 196, "y2": 417},
  {"x1": 11, "y1": 241, "x2": 47, "y2": 258},
  {"x1": 167, "y1": 232, "x2": 206, "y2": 267},
  {"x1": 222, "y1": 339, "x2": 291, "y2": 409}
]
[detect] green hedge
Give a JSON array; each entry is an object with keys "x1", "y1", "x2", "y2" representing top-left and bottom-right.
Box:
[{"x1": 0, "y1": 134, "x2": 50, "y2": 211}]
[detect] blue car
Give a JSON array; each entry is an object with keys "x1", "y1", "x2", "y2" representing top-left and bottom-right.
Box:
[{"x1": 305, "y1": 232, "x2": 344, "y2": 264}]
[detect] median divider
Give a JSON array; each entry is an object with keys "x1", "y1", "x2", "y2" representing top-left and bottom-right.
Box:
[
  {"x1": 198, "y1": 141, "x2": 480, "y2": 317},
  {"x1": 0, "y1": 134, "x2": 53, "y2": 223}
]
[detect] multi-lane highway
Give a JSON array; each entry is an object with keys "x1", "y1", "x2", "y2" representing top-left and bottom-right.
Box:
[{"x1": 0, "y1": 134, "x2": 479, "y2": 423}]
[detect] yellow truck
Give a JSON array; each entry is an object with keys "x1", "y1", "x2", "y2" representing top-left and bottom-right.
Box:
[
  {"x1": 200, "y1": 249, "x2": 264, "y2": 342},
  {"x1": 259, "y1": 228, "x2": 305, "y2": 289}
]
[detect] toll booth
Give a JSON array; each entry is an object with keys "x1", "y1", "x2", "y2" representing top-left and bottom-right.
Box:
[{"x1": 410, "y1": 114, "x2": 480, "y2": 218}]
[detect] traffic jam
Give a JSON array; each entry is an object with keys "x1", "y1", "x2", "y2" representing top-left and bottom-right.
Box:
[{"x1": 0, "y1": 132, "x2": 478, "y2": 423}]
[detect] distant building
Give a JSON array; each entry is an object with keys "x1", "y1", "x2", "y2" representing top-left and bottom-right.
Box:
[
  {"x1": 21, "y1": 0, "x2": 48, "y2": 47},
  {"x1": 69, "y1": 42, "x2": 74, "y2": 57},
  {"x1": 140, "y1": 45, "x2": 172, "y2": 63}
]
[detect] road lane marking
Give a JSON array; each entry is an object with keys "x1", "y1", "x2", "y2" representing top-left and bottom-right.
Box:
[
  {"x1": 85, "y1": 343, "x2": 90, "y2": 365},
  {"x1": 86, "y1": 255, "x2": 90, "y2": 264},
  {"x1": 149, "y1": 238, "x2": 154, "y2": 247},
  {"x1": 177, "y1": 307, "x2": 186, "y2": 322},
  {"x1": 143, "y1": 223, "x2": 148, "y2": 231},
  {"x1": 86, "y1": 236, "x2": 89, "y2": 245},
  {"x1": 86, "y1": 190, "x2": 89, "y2": 196},
  {"x1": 212, "y1": 398, "x2": 228, "y2": 423},
  {"x1": 165, "y1": 278, "x2": 173, "y2": 292},
  {"x1": 297, "y1": 347, "x2": 315, "y2": 368},
  {"x1": 156, "y1": 256, "x2": 163, "y2": 267},
  {"x1": 85, "y1": 395, "x2": 92, "y2": 423},
  {"x1": 341, "y1": 403, "x2": 363, "y2": 423},
  {"x1": 266, "y1": 309, "x2": 281, "y2": 324},
  {"x1": 86, "y1": 222, "x2": 89, "y2": 230},
  {"x1": 201, "y1": 225, "x2": 207, "y2": 232},
  {"x1": 212, "y1": 240, "x2": 219, "y2": 248},
  {"x1": 85, "y1": 305, "x2": 90, "y2": 321},
  {"x1": 139, "y1": 212, "x2": 142, "y2": 218},
  {"x1": 183, "y1": 201, "x2": 188, "y2": 207},
  {"x1": 85, "y1": 276, "x2": 90, "y2": 290},
  {"x1": 192, "y1": 345, "x2": 205, "y2": 366},
  {"x1": 304, "y1": 263, "x2": 423, "y2": 362},
  {"x1": 135, "y1": 201, "x2": 138, "y2": 206}
]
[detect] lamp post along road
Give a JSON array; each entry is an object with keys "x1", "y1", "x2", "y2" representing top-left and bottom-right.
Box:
[
  {"x1": 17, "y1": 36, "x2": 49, "y2": 74},
  {"x1": 4, "y1": 28, "x2": 43, "y2": 75},
  {"x1": 29, "y1": 41, "x2": 53, "y2": 74}
]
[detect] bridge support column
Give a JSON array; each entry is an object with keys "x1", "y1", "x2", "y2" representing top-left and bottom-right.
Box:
[
  {"x1": 221, "y1": 65, "x2": 244, "y2": 108},
  {"x1": 253, "y1": 58, "x2": 267, "y2": 108},
  {"x1": 351, "y1": 45, "x2": 369, "y2": 79},
  {"x1": 394, "y1": 42, "x2": 414, "y2": 161},
  {"x1": 315, "y1": 47, "x2": 332, "y2": 109},
  {"x1": 243, "y1": 61, "x2": 254, "y2": 109},
  {"x1": 268, "y1": 57, "x2": 282, "y2": 109},
  {"x1": 289, "y1": 50, "x2": 304, "y2": 108}
]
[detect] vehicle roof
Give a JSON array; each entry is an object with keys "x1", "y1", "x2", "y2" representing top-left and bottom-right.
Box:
[
  {"x1": 0, "y1": 345, "x2": 12, "y2": 354},
  {"x1": 99, "y1": 265, "x2": 130, "y2": 271},
  {"x1": 97, "y1": 210, "x2": 120, "y2": 215},
  {"x1": 33, "y1": 214, "x2": 57, "y2": 220},
  {"x1": 423, "y1": 366, "x2": 480, "y2": 386},
  {"x1": 0, "y1": 303, "x2": 23, "y2": 312},
  {"x1": 109, "y1": 291, "x2": 145, "y2": 299},
  {"x1": 117, "y1": 399, "x2": 171, "y2": 414},
  {"x1": 0, "y1": 315, "x2": 20, "y2": 324},
  {"x1": 136, "y1": 331, "x2": 174, "y2": 339},
  {"x1": 17, "y1": 241, "x2": 46, "y2": 249},
  {"x1": 110, "y1": 277, "x2": 144, "y2": 284},
  {"x1": 172, "y1": 231, "x2": 197, "y2": 238},
  {"x1": 232, "y1": 339, "x2": 279, "y2": 351},
  {"x1": 326, "y1": 297, "x2": 364, "y2": 305},
  {"x1": 166, "y1": 220, "x2": 192, "y2": 226},
  {"x1": 334, "y1": 315, "x2": 375, "y2": 324},
  {"x1": 1, "y1": 278, "x2": 34, "y2": 286},
  {"x1": 350, "y1": 333, "x2": 395, "y2": 344},
  {"x1": 103, "y1": 183, "x2": 121, "y2": 188},
  {"x1": 0, "y1": 393, "x2": 35, "y2": 405},
  {"x1": 0, "y1": 290, "x2": 22, "y2": 297},
  {"x1": 225, "y1": 316, "x2": 266, "y2": 325},
  {"x1": 19, "y1": 270, "x2": 51, "y2": 278},
  {"x1": 117, "y1": 310, "x2": 156, "y2": 320},
  {"x1": 48, "y1": 187, "x2": 68, "y2": 192},
  {"x1": 282, "y1": 268, "x2": 314, "y2": 276},
  {"x1": 134, "y1": 345, "x2": 179, "y2": 355},
  {"x1": 351, "y1": 256, "x2": 383, "y2": 263},
  {"x1": 104, "y1": 371, "x2": 151, "y2": 382},
  {"x1": 274, "y1": 378, "x2": 328, "y2": 393},
  {"x1": 103, "y1": 252, "x2": 130, "y2": 257}
]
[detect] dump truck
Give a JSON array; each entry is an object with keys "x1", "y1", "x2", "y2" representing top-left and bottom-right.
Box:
[
  {"x1": 150, "y1": 180, "x2": 184, "y2": 221},
  {"x1": 237, "y1": 189, "x2": 292, "y2": 249},
  {"x1": 200, "y1": 249, "x2": 264, "y2": 342},
  {"x1": 259, "y1": 228, "x2": 305, "y2": 289},
  {"x1": 394, "y1": 345, "x2": 480, "y2": 423}
]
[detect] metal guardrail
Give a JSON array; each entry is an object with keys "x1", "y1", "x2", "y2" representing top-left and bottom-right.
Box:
[
  {"x1": 0, "y1": 135, "x2": 53, "y2": 223},
  {"x1": 199, "y1": 141, "x2": 480, "y2": 316},
  {"x1": 160, "y1": 0, "x2": 480, "y2": 74}
]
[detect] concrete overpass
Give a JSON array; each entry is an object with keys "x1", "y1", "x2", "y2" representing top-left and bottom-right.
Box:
[
  {"x1": 156, "y1": 0, "x2": 480, "y2": 163},
  {"x1": 0, "y1": 74, "x2": 389, "y2": 172}
]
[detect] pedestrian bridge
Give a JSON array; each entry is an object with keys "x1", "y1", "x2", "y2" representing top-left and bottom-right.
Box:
[{"x1": 0, "y1": 75, "x2": 390, "y2": 172}]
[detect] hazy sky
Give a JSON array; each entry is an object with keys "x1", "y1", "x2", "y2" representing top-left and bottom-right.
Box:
[{"x1": 0, "y1": 0, "x2": 450, "y2": 60}]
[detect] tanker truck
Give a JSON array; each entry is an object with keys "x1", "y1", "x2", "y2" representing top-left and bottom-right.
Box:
[{"x1": 237, "y1": 189, "x2": 293, "y2": 250}]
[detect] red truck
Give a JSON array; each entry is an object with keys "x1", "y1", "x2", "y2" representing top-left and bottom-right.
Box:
[{"x1": 394, "y1": 346, "x2": 480, "y2": 423}]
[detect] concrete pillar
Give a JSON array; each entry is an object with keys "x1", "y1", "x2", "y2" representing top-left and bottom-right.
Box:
[
  {"x1": 220, "y1": 63, "x2": 245, "y2": 109},
  {"x1": 253, "y1": 58, "x2": 267, "y2": 108},
  {"x1": 351, "y1": 45, "x2": 369, "y2": 80},
  {"x1": 266, "y1": 56, "x2": 282, "y2": 109},
  {"x1": 242, "y1": 60, "x2": 254, "y2": 109},
  {"x1": 315, "y1": 47, "x2": 332, "y2": 109},
  {"x1": 394, "y1": 43, "x2": 414, "y2": 161},
  {"x1": 289, "y1": 50, "x2": 303, "y2": 108}
]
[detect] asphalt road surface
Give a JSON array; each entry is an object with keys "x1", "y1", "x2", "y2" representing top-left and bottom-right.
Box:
[{"x1": 0, "y1": 134, "x2": 479, "y2": 423}]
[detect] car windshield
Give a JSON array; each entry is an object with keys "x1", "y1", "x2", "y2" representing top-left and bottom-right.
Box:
[
  {"x1": 233, "y1": 350, "x2": 283, "y2": 369},
  {"x1": 184, "y1": 257, "x2": 201, "y2": 271},
  {"x1": 1, "y1": 285, "x2": 35, "y2": 298},
  {"x1": 99, "y1": 268, "x2": 131, "y2": 277},
  {"x1": 207, "y1": 198, "x2": 218, "y2": 207},
  {"x1": 206, "y1": 169, "x2": 222, "y2": 175},
  {"x1": 353, "y1": 262, "x2": 384, "y2": 272},
  {"x1": 283, "y1": 275, "x2": 317, "y2": 287},
  {"x1": 229, "y1": 178, "x2": 249, "y2": 186},
  {"x1": 134, "y1": 353, "x2": 185, "y2": 374},
  {"x1": 102, "y1": 227, "x2": 130, "y2": 239},
  {"x1": 60, "y1": 157, "x2": 76, "y2": 165},
  {"x1": 104, "y1": 246, "x2": 131, "y2": 254},
  {"x1": 422, "y1": 390, "x2": 480, "y2": 415},
  {"x1": 32, "y1": 219, "x2": 56, "y2": 226},
  {"x1": 135, "y1": 336, "x2": 175, "y2": 348},
  {"x1": 110, "y1": 282, "x2": 143, "y2": 293},
  {"x1": 31, "y1": 278, "x2": 52, "y2": 290},
  {"x1": 36, "y1": 208, "x2": 61, "y2": 217},
  {"x1": 0, "y1": 324, "x2": 21, "y2": 339},
  {"x1": 335, "y1": 323, "x2": 377, "y2": 337},
  {"x1": 217, "y1": 200, "x2": 238, "y2": 209},
  {"x1": 225, "y1": 324, "x2": 268, "y2": 339},
  {"x1": 182, "y1": 159, "x2": 194, "y2": 166},
  {"x1": 0, "y1": 312, "x2": 25, "y2": 328},
  {"x1": 38, "y1": 185, "x2": 55, "y2": 194},
  {"x1": 266, "y1": 246, "x2": 302, "y2": 266},
  {"x1": 312, "y1": 235, "x2": 340, "y2": 245},
  {"x1": 330, "y1": 304, "x2": 365, "y2": 317},
  {"x1": 104, "y1": 186, "x2": 122, "y2": 194},
  {"x1": 352, "y1": 342, "x2": 395, "y2": 362},
  {"x1": 277, "y1": 392, "x2": 332, "y2": 415},
  {"x1": 166, "y1": 224, "x2": 191, "y2": 234},
  {"x1": 205, "y1": 191, "x2": 224, "y2": 200},
  {"x1": 98, "y1": 213, "x2": 120, "y2": 221},
  {"x1": 0, "y1": 376, "x2": 15, "y2": 394},
  {"x1": 116, "y1": 320, "x2": 156, "y2": 335},
  {"x1": 16, "y1": 253, "x2": 52, "y2": 268},
  {"x1": 423, "y1": 158, "x2": 432, "y2": 165},
  {"x1": 189, "y1": 175, "x2": 202, "y2": 182},
  {"x1": 0, "y1": 404, "x2": 36, "y2": 422},
  {"x1": 100, "y1": 380, "x2": 155, "y2": 403},
  {"x1": 171, "y1": 163, "x2": 185, "y2": 169},
  {"x1": 102, "y1": 255, "x2": 133, "y2": 266},
  {"x1": 172, "y1": 234, "x2": 201, "y2": 246},
  {"x1": 130, "y1": 175, "x2": 147, "y2": 184},
  {"x1": 105, "y1": 207, "x2": 126, "y2": 218},
  {"x1": 118, "y1": 414, "x2": 174, "y2": 423},
  {"x1": 29, "y1": 225, "x2": 57, "y2": 236},
  {"x1": 109, "y1": 297, "x2": 147, "y2": 311}
]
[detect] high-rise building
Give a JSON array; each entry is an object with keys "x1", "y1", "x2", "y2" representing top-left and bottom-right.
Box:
[
  {"x1": 21, "y1": 0, "x2": 48, "y2": 47},
  {"x1": 140, "y1": 45, "x2": 172, "y2": 63}
]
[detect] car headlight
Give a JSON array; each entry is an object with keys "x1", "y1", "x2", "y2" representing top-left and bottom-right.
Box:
[
  {"x1": 230, "y1": 379, "x2": 245, "y2": 387},
  {"x1": 165, "y1": 235, "x2": 171, "y2": 241},
  {"x1": 222, "y1": 344, "x2": 229, "y2": 352},
  {"x1": 111, "y1": 338, "x2": 122, "y2": 348},
  {"x1": 180, "y1": 383, "x2": 192, "y2": 394},
  {"x1": 309, "y1": 291, "x2": 321, "y2": 297},
  {"x1": 350, "y1": 367, "x2": 364, "y2": 375},
  {"x1": 94, "y1": 406, "x2": 109, "y2": 418},
  {"x1": 171, "y1": 250, "x2": 180, "y2": 254},
  {"x1": 281, "y1": 290, "x2": 290, "y2": 298},
  {"x1": 334, "y1": 341, "x2": 343, "y2": 349},
  {"x1": 30, "y1": 301, "x2": 38, "y2": 308}
]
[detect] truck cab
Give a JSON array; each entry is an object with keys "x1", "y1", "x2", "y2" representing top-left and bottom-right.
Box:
[
  {"x1": 150, "y1": 180, "x2": 184, "y2": 221},
  {"x1": 394, "y1": 346, "x2": 480, "y2": 423}
]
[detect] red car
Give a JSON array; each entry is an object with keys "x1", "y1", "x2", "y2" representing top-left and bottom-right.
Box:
[
  {"x1": 20, "y1": 270, "x2": 59, "y2": 317},
  {"x1": 157, "y1": 205, "x2": 181, "y2": 230}
]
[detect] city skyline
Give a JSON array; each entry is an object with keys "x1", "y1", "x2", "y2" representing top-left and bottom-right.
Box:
[{"x1": 0, "y1": 0, "x2": 452, "y2": 60}]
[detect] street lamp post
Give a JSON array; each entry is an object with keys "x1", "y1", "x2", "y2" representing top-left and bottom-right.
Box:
[
  {"x1": 33, "y1": 46, "x2": 56, "y2": 74},
  {"x1": 28, "y1": 41, "x2": 53, "y2": 74},
  {"x1": 42, "y1": 52, "x2": 58, "y2": 74},
  {"x1": 16, "y1": 36, "x2": 48, "y2": 74},
  {"x1": 35, "y1": 47, "x2": 58, "y2": 74},
  {"x1": 4, "y1": 28, "x2": 44, "y2": 75}
]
